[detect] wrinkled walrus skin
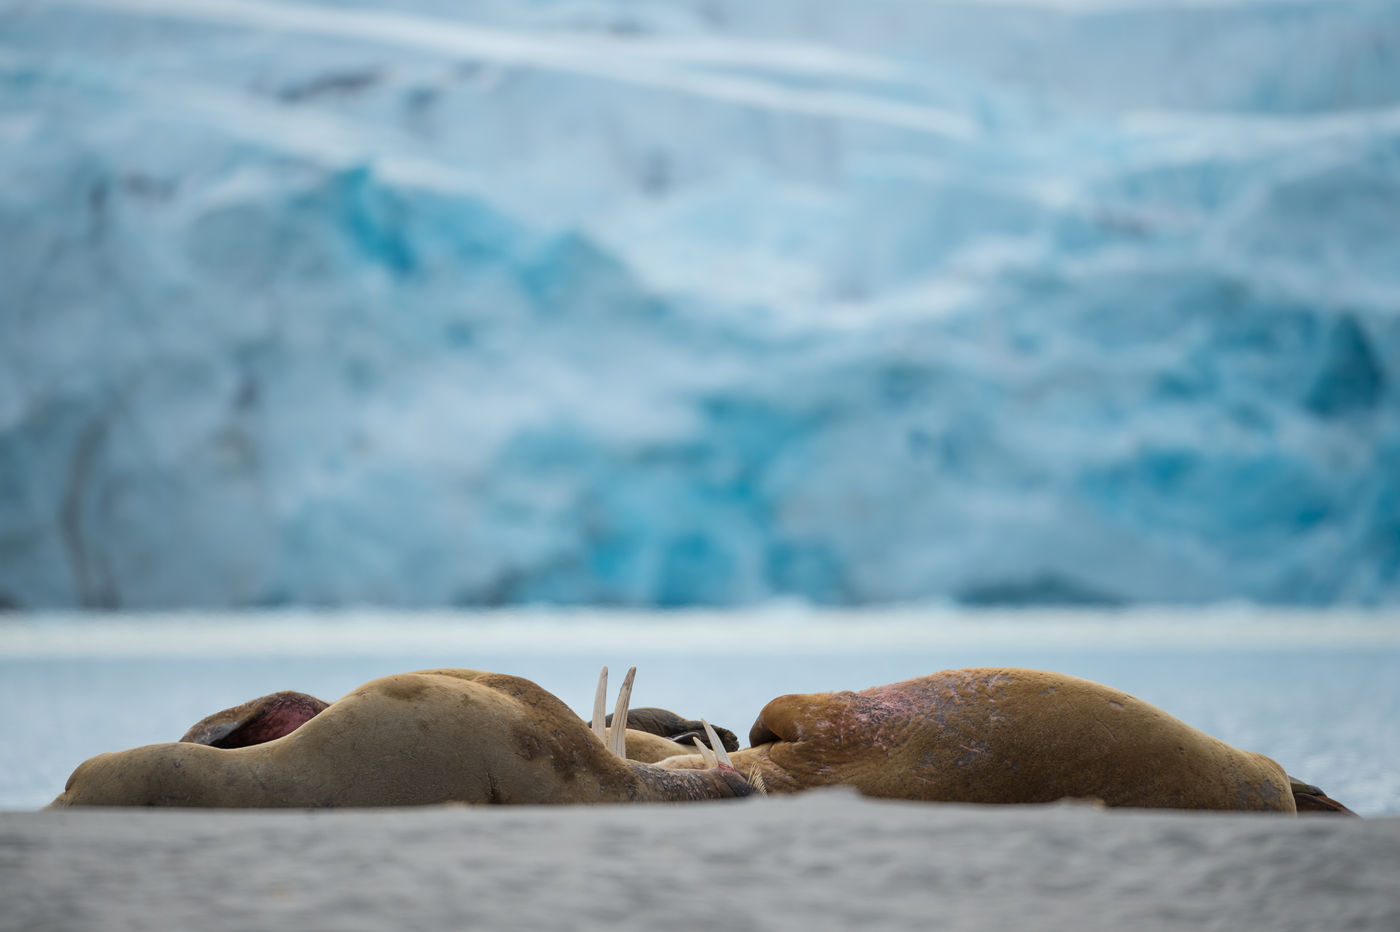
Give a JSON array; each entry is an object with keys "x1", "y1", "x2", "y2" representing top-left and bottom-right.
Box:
[
  {"x1": 48, "y1": 670, "x2": 754, "y2": 809},
  {"x1": 659, "y1": 668, "x2": 1298, "y2": 812}
]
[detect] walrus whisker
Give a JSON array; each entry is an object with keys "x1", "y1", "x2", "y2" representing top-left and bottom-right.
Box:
[
  {"x1": 591, "y1": 666, "x2": 609, "y2": 745},
  {"x1": 747, "y1": 765, "x2": 768, "y2": 796},
  {"x1": 608, "y1": 666, "x2": 636, "y2": 759},
  {"x1": 691, "y1": 736, "x2": 718, "y2": 768}
]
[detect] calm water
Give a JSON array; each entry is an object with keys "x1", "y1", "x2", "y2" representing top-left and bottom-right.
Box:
[{"x1": 4, "y1": 607, "x2": 1398, "y2": 813}]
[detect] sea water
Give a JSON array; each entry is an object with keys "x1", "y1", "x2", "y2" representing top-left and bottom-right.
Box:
[{"x1": 4, "y1": 607, "x2": 1398, "y2": 814}]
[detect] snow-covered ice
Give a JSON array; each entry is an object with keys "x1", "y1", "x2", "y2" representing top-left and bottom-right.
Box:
[{"x1": 7, "y1": 795, "x2": 1399, "y2": 932}]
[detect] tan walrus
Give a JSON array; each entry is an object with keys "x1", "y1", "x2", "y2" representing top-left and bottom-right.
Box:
[
  {"x1": 172, "y1": 688, "x2": 736, "y2": 765},
  {"x1": 659, "y1": 668, "x2": 1351, "y2": 813},
  {"x1": 47, "y1": 667, "x2": 757, "y2": 808},
  {"x1": 169, "y1": 670, "x2": 734, "y2": 767}
]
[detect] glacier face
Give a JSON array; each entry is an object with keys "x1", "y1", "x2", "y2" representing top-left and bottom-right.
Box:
[{"x1": 1, "y1": 0, "x2": 1398, "y2": 608}]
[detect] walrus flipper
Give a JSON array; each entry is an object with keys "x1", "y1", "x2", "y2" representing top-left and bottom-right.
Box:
[
  {"x1": 180, "y1": 691, "x2": 330, "y2": 749},
  {"x1": 1289, "y1": 777, "x2": 1358, "y2": 816}
]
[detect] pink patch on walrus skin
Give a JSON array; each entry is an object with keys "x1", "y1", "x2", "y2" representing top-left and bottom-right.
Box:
[
  {"x1": 749, "y1": 671, "x2": 1012, "y2": 753},
  {"x1": 180, "y1": 691, "x2": 330, "y2": 749}
]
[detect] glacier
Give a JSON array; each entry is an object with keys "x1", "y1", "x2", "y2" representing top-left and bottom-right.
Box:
[{"x1": 1, "y1": 0, "x2": 1399, "y2": 608}]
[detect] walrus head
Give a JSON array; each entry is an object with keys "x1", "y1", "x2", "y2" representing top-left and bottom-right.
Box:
[
  {"x1": 689, "y1": 719, "x2": 765, "y2": 798},
  {"x1": 592, "y1": 666, "x2": 762, "y2": 799}
]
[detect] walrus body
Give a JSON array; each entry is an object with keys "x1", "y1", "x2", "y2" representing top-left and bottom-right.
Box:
[
  {"x1": 48, "y1": 669, "x2": 754, "y2": 809},
  {"x1": 176, "y1": 690, "x2": 729, "y2": 767},
  {"x1": 619, "y1": 729, "x2": 707, "y2": 763},
  {"x1": 599, "y1": 709, "x2": 740, "y2": 754},
  {"x1": 660, "y1": 668, "x2": 1299, "y2": 812}
]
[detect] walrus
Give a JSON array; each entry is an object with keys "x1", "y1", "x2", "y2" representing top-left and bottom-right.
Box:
[
  {"x1": 174, "y1": 678, "x2": 740, "y2": 766},
  {"x1": 657, "y1": 668, "x2": 1352, "y2": 814},
  {"x1": 48, "y1": 668, "x2": 757, "y2": 808},
  {"x1": 597, "y1": 709, "x2": 740, "y2": 754}
]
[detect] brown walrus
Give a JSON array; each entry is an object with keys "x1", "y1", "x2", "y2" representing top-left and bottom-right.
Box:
[
  {"x1": 48, "y1": 668, "x2": 757, "y2": 808},
  {"x1": 175, "y1": 677, "x2": 740, "y2": 765},
  {"x1": 658, "y1": 668, "x2": 1352, "y2": 814},
  {"x1": 179, "y1": 687, "x2": 704, "y2": 766}
]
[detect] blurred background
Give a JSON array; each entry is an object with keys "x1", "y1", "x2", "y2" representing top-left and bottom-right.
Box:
[
  {"x1": 2, "y1": 0, "x2": 1399, "y2": 811},
  {"x1": 4, "y1": 0, "x2": 1398, "y2": 610}
]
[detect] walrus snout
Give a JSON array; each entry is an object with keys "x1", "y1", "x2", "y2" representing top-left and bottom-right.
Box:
[{"x1": 715, "y1": 767, "x2": 758, "y2": 798}]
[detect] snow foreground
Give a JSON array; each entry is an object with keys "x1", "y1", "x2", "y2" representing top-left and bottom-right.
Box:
[
  {"x1": 2, "y1": 0, "x2": 1399, "y2": 608},
  {"x1": 6, "y1": 795, "x2": 1399, "y2": 932}
]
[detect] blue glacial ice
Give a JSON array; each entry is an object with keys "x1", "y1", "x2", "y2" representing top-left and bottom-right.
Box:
[{"x1": 1, "y1": 0, "x2": 1398, "y2": 608}]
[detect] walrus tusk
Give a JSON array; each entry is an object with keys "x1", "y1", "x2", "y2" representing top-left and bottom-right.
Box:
[
  {"x1": 702, "y1": 720, "x2": 733, "y2": 768},
  {"x1": 691, "y1": 736, "x2": 718, "y2": 768},
  {"x1": 695, "y1": 719, "x2": 763, "y2": 793},
  {"x1": 592, "y1": 666, "x2": 609, "y2": 744},
  {"x1": 609, "y1": 667, "x2": 636, "y2": 759}
]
